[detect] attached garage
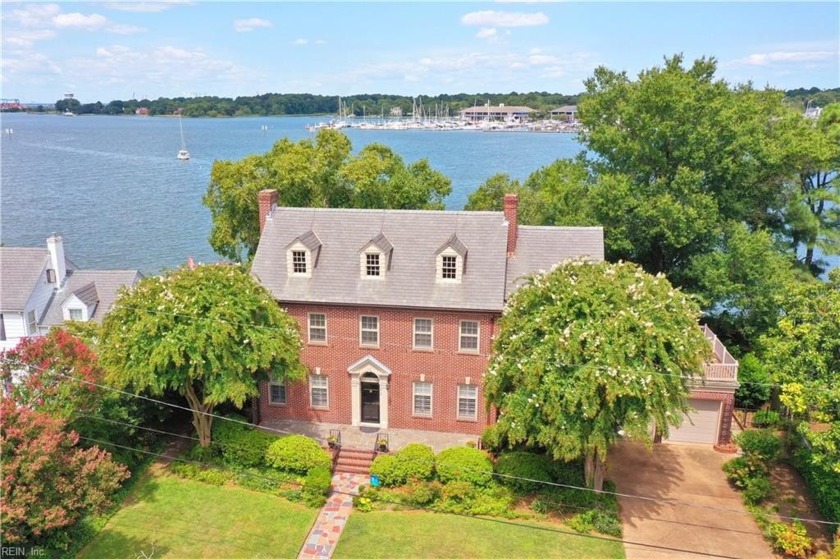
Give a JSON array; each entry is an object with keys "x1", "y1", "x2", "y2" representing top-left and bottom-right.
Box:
[{"x1": 665, "y1": 398, "x2": 722, "y2": 445}]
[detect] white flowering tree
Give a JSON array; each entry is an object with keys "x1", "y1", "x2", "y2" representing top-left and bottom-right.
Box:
[
  {"x1": 485, "y1": 260, "x2": 710, "y2": 490},
  {"x1": 99, "y1": 264, "x2": 305, "y2": 447}
]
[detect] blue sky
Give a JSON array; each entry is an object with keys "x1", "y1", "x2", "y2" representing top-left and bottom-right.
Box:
[{"x1": 2, "y1": 1, "x2": 838, "y2": 104}]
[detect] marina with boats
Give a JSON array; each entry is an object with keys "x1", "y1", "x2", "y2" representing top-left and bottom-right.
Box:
[{"x1": 306, "y1": 97, "x2": 581, "y2": 133}]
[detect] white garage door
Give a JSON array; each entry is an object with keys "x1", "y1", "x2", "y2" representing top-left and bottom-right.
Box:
[{"x1": 666, "y1": 399, "x2": 721, "y2": 445}]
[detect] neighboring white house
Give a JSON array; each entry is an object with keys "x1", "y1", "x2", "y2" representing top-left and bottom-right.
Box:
[{"x1": 0, "y1": 235, "x2": 141, "y2": 351}]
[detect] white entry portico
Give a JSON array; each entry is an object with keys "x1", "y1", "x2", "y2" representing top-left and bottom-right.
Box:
[{"x1": 347, "y1": 355, "x2": 391, "y2": 428}]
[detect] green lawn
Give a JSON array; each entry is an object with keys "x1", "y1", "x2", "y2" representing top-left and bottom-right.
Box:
[
  {"x1": 333, "y1": 510, "x2": 625, "y2": 559},
  {"x1": 77, "y1": 471, "x2": 318, "y2": 559}
]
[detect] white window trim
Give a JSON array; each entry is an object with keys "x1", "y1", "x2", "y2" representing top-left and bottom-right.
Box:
[
  {"x1": 413, "y1": 317, "x2": 434, "y2": 350},
  {"x1": 457, "y1": 384, "x2": 478, "y2": 420},
  {"x1": 307, "y1": 313, "x2": 327, "y2": 344},
  {"x1": 436, "y1": 247, "x2": 463, "y2": 283},
  {"x1": 459, "y1": 320, "x2": 480, "y2": 354},
  {"x1": 68, "y1": 308, "x2": 85, "y2": 321},
  {"x1": 286, "y1": 242, "x2": 312, "y2": 278},
  {"x1": 359, "y1": 315, "x2": 380, "y2": 347},
  {"x1": 309, "y1": 375, "x2": 329, "y2": 409},
  {"x1": 26, "y1": 310, "x2": 37, "y2": 335},
  {"x1": 413, "y1": 381, "x2": 433, "y2": 417},
  {"x1": 268, "y1": 381, "x2": 287, "y2": 406},
  {"x1": 360, "y1": 247, "x2": 385, "y2": 279}
]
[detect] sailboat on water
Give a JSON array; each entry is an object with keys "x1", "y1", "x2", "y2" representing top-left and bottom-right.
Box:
[{"x1": 177, "y1": 111, "x2": 190, "y2": 160}]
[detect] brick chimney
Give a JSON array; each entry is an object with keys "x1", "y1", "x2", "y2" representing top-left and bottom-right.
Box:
[
  {"x1": 258, "y1": 189, "x2": 279, "y2": 234},
  {"x1": 503, "y1": 193, "x2": 518, "y2": 255}
]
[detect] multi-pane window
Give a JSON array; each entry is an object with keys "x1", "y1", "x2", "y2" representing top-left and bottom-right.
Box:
[
  {"x1": 292, "y1": 250, "x2": 307, "y2": 274},
  {"x1": 458, "y1": 384, "x2": 478, "y2": 419},
  {"x1": 459, "y1": 320, "x2": 479, "y2": 352},
  {"x1": 308, "y1": 313, "x2": 326, "y2": 343},
  {"x1": 26, "y1": 310, "x2": 37, "y2": 335},
  {"x1": 269, "y1": 382, "x2": 287, "y2": 405},
  {"x1": 310, "y1": 375, "x2": 328, "y2": 408},
  {"x1": 360, "y1": 316, "x2": 379, "y2": 346},
  {"x1": 413, "y1": 382, "x2": 432, "y2": 416},
  {"x1": 365, "y1": 253, "x2": 380, "y2": 277},
  {"x1": 441, "y1": 255, "x2": 458, "y2": 279},
  {"x1": 413, "y1": 318, "x2": 433, "y2": 349},
  {"x1": 68, "y1": 308, "x2": 84, "y2": 321}
]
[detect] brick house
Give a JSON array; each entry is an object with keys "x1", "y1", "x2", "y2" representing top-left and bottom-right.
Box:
[
  {"x1": 250, "y1": 189, "x2": 738, "y2": 447},
  {"x1": 250, "y1": 190, "x2": 604, "y2": 438}
]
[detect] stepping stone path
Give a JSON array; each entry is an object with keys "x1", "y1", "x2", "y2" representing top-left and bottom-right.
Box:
[{"x1": 298, "y1": 472, "x2": 368, "y2": 558}]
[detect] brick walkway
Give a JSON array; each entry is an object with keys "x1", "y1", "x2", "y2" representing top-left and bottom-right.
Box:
[{"x1": 297, "y1": 472, "x2": 368, "y2": 558}]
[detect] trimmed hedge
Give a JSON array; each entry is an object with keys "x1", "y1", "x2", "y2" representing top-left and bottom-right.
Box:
[
  {"x1": 792, "y1": 445, "x2": 840, "y2": 524},
  {"x1": 494, "y1": 452, "x2": 553, "y2": 492},
  {"x1": 302, "y1": 466, "x2": 333, "y2": 507},
  {"x1": 370, "y1": 444, "x2": 435, "y2": 487},
  {"x1": 265, "y1": 435, "x2": 331, "y2": 474},
  {"x1": 436, "y1": 447, "x2": 493, "y2": 487}
]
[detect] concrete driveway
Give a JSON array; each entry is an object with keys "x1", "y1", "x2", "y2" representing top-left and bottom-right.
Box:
[{"x1": 607, "y1": 442, "x2": 774, "y2": 559}]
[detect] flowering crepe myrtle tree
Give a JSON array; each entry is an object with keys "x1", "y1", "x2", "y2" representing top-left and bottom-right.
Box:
[
  {"x1": 98, "y1": 264, "x2": 305, "y2": 447},
  {"x1": 484, "y1": 260, "x2": 710, "y2": 491}
]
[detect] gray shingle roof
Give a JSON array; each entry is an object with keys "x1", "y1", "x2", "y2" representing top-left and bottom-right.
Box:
[
  {"x1": 72, "y1": 283, "x2": 100, "y2": 306},
  {"x1": 506, "y1": 226, "x2": 605, "y2": 296},
  {"x1": 0, "y1": 248, "x2": 50, "y2": 311},
  {"x1": 252, "y1": 207, "x2": 605, "y2": 312},
  {"x1": 41, "y1": 270, "x2": 142, "y2": 326}
]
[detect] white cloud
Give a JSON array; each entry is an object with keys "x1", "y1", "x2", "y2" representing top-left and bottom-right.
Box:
[
  {"x1": 461, "y1": 10, "x2": 549, "y2": 27},
  {"x1": 476, "y1": 28, "x2": 497, "y2": 39},
  {"x1": 736, "y1": 50, "x2": 837, "y2": 66},
  {"x1": 6, "y1": 4, "x2": 62, "y2": 27},
  {"x1": 104, "y1": 1, "x2": 191, "y2": 13},
  {"x1": 53, "y1": 12, "x2": 109, "y2": 30},
  {"x1": 292, "y1": 38, "x2": 309, "y2": 45},
  {"x1": 234, "y1": 18, "x2": 272, "y2": 32},
  {"x1": 3, "y1": 29, "x2": 57, "y2": 48}
]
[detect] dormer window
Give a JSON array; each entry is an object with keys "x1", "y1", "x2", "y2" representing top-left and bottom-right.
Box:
[
  {"x1": 359, "y1": 233, "x2": 393, "y2": 280},
  {"x1": 441, "y1": 255, "x2": 457, "y2": 279},
  {"x1": 366, "y1": 253, "x2": 381, "y2": 277},
  {"x1": 436, "y1": 234, "x2": 468, "y2": 283},
  {"x1": 292, "y1": 250, "x2": 308, "y2": 274},
  {"x1": 286, "y1": 231, "x2": 322, "y2": 279},
  {"x1": 61, "y1": 282, "x2": 98, "y2": 323}
]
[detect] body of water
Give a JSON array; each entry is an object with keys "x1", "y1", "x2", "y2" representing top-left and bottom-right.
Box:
[{"x1": 0, "y1": 113, "x2": 581, "y2": 274}]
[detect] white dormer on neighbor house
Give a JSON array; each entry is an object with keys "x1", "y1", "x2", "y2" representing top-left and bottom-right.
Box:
[{"x1": 0, "y1": 235, "x2": 141, "y2": 351}]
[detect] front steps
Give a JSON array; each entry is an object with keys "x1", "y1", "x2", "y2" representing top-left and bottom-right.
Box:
[{"x1": 334, "y1": 448, "x2": 375, "y2": 475}]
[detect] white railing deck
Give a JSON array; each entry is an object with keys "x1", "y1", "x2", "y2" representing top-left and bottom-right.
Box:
[{"x1": 700, "y1": 325, "x2": 739, "y2": 382}]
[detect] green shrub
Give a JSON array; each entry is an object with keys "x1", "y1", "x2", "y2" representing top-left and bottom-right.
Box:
[
  {"x1": 302, "y1": 466, "x2": 333, "y2": 507},
  {"x1": 751, "y1": 410, "x2": 781, "y2": 429},
  {"x1": 233, "y1": 467, "x2": 295, "y2": 495},
  {"x1": 436, "y1": 447, "x2": 494, "y2": 487},
  {"x1": 405, "y1": 481, "x2": 442, "y2": 506},
  {"x1": 480, "y1": 424, "x2": 507, "y2": 453},
  {"x1": 170, "y1": 462, "x2": 232, "y2": 486},
  {"x1": 372, "y1": 444, "x2": 436, "y2": 486},
  {"x1": 265, "y1": 435, "x2": 331, "y2": 474},
  {"x1": 568, "y1": 510, "x2": 623, "y2": 538},
  {"x1": 441, "y1": 480, "x2": 476, "y2": 503},
  {"x1": 210, "y1": 416, "x2": 278, "y2": 467},
  {"x1": 742, "y1": 476, "x2": 772, "y2": 505},
  {"x1": 494, "y1": 452, "x2": 553, "y2": 492},
  {"x1": 735, "y1": 429, "x2": 782, "y2": 463},
  {"x1": 547, "y1": 459, "x2": 586, "y2": 487},
  {"x1": 395, "y1": 443, "x2": 435, "y2": 482},
  {"x1": 353, "y1": 495, "x2": 374, "y2": 512},
  {"x1": 735, "y1": 353, "x2": 772, "y2": 409},
  {"x1": 768, "y1": 521, "x2": 812, "y2": 558},
  {"x1": 792, "y1": 443, "x2": 840, "y2": 524},
  {"x1": 185, "y1": 443, "x2": 217, "y2": 464},
  {"x1": 723, "y1": 456, "x2": 767, "y2": 489},
  {"x1": 370, "y1": 454, "x2": 400, "y2": 487}
]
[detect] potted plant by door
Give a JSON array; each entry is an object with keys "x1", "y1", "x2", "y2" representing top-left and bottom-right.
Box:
[
  {"x1": 328, "y1": 435, "x2": 338, "y2": 449},
  {"x1": 376, "y1": 438, "x2": 389, "y2": 452}
]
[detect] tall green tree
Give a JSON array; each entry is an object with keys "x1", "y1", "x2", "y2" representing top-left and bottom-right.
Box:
[
  {"x1": 98, "y1": 264, "x2": 305, "y2": 447},
  {"x1": 783, "y1": 103, "x2": 840, "y2": 273},
  {"x1": 204, "y1": 128, "x2": 450, "y2": 262},
  {"x1": 485, "y1": 260, "x2": 710, "y2": 491}
]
